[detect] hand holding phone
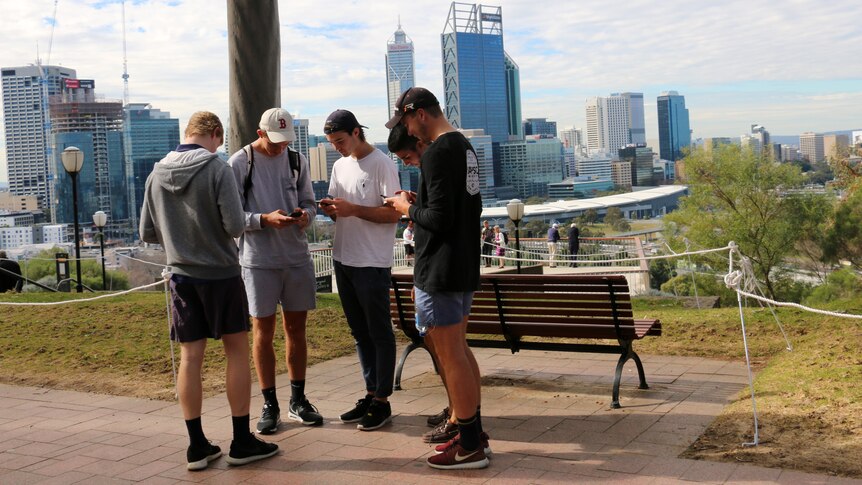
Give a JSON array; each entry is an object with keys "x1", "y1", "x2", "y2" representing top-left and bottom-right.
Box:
[{"x1": 289, "y1": 209, "x2": 303, "y2": 218}]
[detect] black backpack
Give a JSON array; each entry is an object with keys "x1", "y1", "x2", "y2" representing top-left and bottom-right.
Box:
[
  {"x1": 242, "y1": 144, "x2": 301, "y2": 204},
  {"x1": 502, "y1": 232, "x2": 509, "y2": 244}
]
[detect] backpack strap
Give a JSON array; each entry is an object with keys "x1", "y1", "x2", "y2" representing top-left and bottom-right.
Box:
[
  {"x1": 242, "y1": 144, "x2": 254, "y2": 205},
  {"x1": 287, "y1": 147, "x2": 301, "y2": 180}
]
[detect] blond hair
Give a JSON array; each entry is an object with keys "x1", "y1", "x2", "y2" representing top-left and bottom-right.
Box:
[{"x1": 184, "y1": 111, "x2": 223, "y2": 139}]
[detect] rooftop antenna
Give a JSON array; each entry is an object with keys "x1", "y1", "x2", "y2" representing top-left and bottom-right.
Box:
[{"x1": 121, "y1": 0, "x2": 130, "y2": 105}]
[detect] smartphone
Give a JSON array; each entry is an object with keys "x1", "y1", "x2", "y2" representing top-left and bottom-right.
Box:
[
  {"x1": 289, "y1": 209, "x2": 303, "y2": 218},
  {"x1": 318, "y1": 195, "x2": 335, "y2": 207}
]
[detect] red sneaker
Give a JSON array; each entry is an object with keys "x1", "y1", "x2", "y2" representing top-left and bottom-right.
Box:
[
  {"x1": 434, "y1": 432, "x2": 491, "y2": 455},
  {"x1": 426, "y1": 442, "x2": 489, "y2": 470}
]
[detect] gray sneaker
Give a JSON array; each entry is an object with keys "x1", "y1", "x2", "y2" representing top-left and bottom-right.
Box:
[
  {"x1": 256, "y1": 402, "x2": 280, "y2": 434},
  {"x1": 288, "y1": 398, "x2": 323, "y2": 426}
]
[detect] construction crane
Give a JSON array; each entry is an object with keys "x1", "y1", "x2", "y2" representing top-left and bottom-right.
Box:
[{"x1": 37, "y1": 0, "x2": 59, "y2": 220}]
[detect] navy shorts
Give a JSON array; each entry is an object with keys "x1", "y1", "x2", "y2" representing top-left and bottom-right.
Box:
[{"x1": 169, "y1": 274, "x2": 250, "y2": 342}]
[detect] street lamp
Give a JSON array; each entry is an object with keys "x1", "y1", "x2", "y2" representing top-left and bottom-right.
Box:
[
  {"x1": 506, "y1": 198, "x2": 525, "y2": 274},
  {"x1": 93, "y1": 210, "x2": 107, "y2": 290},
  {"x1": 61, "y1": 146, "x2": 84, "y2": 293}
]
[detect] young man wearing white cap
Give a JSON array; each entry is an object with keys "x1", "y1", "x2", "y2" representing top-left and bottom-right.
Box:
[
  {"x1": 227, "y1": 107, "x2": 322, "y2": 434},
  {"x1": 318, "y1": 109, "x2": 401, "y2": 431},
  {"x1": 385, "y1": 87, "x2": 489, "y2": 470}
]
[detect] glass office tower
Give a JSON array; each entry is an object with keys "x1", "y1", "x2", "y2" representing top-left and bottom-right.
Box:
[
  {"x1": 441, "y1": 2, "x2": 508, "y2": 143},
  {"x1": 657, "y1": 91, "x2": 691, "y2": 162},
  {"x1": 386, "y1": 21, "x2": 415, "y2": 118}
]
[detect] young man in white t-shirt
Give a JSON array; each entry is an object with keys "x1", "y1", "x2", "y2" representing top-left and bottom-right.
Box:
[{"x1": 318, "y1": 109, "x2": 401, "y2": 431}]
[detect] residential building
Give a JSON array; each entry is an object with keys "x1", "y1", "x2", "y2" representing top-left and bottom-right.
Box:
[
  {"x1": 575, "y1": 154, "x2": 612, "y2": 180},
  {"x1": 49, "y1": 78, "x2": 126, "y2": 225},
  {"x1": 308, "y1": 142, "x2": 342, "y2": 181},
  {"x1": 441, "y1": 2, "x2": 509, "y2": 143},
  {"x1": 386, "y1": 21, "x2": 415, "y2": 118},
  {"x1": 585, "y1": 92, "x2": 645, "y2": 157},
  {"x1": 0, "y1": 226, "x2": 33, "y2": 249},
  {"x1": 293, "y1": 118, "x2": 310, "y2": 160},
  {"x1": 780, "y1": 145, "x2": 800, "y2": 162},
  {"x1": 823, "y1": 134, "x2": 849, "y2": 161},
  {"x1": 656, "y1": 91, "x2": 690, "y2": 162},
  {"x1": 799, "y1": 132, "x2": 824, "y2": 162},
  {"x1": 611, "y1": 160, "x2": 632, "y2": 188},
  {"x1": 1, "y1": 64, "x2": 77, "y2": 213},
  {"x1": 560, "y1": 128, "x2": 583, "y2": 152},
  {"x1": 0, "y1": 191, "x2": 38, "y2": 211}
]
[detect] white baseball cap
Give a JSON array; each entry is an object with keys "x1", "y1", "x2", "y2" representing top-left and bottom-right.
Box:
[{"x1": 259, "y1": 108, "x2": 296, "y2": 143}]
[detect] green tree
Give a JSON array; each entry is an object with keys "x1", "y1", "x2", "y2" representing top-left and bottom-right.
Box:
[
  {"x1": 665, "y1": 144, "x2": 828, "y2": 298},
  {"x1": 649, "y1": 259, "x2": 676, "y2": 290},
  {"x1": 604, "y1": 207, "x2": 622, "y2": 226},
  {"x1": 823, "y1": 188, "x2": 862, "y2": 270},
  {"x1": 579, "y1": 209, "x2": 598, "y2": 225}
]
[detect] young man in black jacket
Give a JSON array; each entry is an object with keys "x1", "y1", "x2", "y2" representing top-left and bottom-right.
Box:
[{"x1": 386, "y1": 87, "x2": 488, "y2": 470}]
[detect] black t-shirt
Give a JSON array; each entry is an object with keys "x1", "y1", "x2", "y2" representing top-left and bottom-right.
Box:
[{"x1": 409, "y1": 131, "x2": 483, "y2": 292}]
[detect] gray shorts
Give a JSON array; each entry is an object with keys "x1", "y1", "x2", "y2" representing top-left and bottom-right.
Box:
[
  {"x1": 414, "y1": 287, "x2": 474, "y2": 333},
  {"x1": 242, "y1": 260, "x2": 316, "y2": 317}
]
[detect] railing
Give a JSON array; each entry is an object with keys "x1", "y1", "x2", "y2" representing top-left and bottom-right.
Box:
[
  {"x1": 489, "y1": 237, "x2": 647, "y2": 269},
  {"x1": 311, "y1": 239, "x2": 411, "y2": 278}
]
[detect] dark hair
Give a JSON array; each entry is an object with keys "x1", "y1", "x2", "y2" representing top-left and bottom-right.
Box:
[
  {"x1": 387, "y1": 124, "x2": 419, "y2": 153},
  {"x1": 424, "y1": 104, "x2": 444, "y2": 118},
  {"x1": 356, "y1": 127, "x2": 366, "y2": 142}
]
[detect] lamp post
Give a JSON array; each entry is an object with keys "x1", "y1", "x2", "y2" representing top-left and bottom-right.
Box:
[
  {"x1": 61, "y1": 147, "x2": 84, "y2": 293},
  {"x1": 93, "y1": 211, "x2": 107, "y2": 290},
  {"x1": 506, "y1": 198, "x2": 525, "y2": 274}
]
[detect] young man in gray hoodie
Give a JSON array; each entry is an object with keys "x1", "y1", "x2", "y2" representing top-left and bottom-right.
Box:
[{"x1": 140, "y1": 111, "x2": 278, "y2": 470}]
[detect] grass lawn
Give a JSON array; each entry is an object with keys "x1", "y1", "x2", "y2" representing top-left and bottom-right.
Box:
[{"x1": 1, "y1": 291, "x2": 860, "y2": 477}]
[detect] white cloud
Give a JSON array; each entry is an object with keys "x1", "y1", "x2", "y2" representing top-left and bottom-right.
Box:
[{"x1": 2, "y1": 0, "x2": 861, "y2": 180}]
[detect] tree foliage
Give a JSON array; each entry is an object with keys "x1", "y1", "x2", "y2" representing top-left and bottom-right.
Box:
[
  {"x1": 823, "y1": 187, "x2": 862, "y2": 270},
  {"x1": 18, "y1": 247, "x2": 129, "y2": 291},
  {"x1": 665, "y1": 145, "x2": 829, "y2": 298}
]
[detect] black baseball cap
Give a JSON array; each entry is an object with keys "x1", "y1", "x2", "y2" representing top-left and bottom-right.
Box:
[
  {"x1": 324, "y1": 109, "x2": 368, "y2": 135},
  {"x1": 385, "y1": 87, "x2": 440, "y2": 129}
]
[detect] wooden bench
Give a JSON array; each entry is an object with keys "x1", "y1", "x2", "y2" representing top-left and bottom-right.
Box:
[{"x1": 389, "y1": 273, "x2": 661, "y2": 408}]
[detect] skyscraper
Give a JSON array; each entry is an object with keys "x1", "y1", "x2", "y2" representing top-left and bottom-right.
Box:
[
  {"x1": 799, "y1": 132, "x2": 824, "y2": 162},
  {"x1": 504, "y1": 52, "x2": 522, "y2": 140},
  {"x1": 585, "y1": 93, "x2": 645, "y2": 157},
  {"x1": 386, "y1": 20, "x2": 415, "y2": 118},
  {"x1": 125, "y1": 103, "x2": 180, "y2": 229},
  {"x1": 50, "y1": 78, "x2": 125, "y2": 224},
  {"x1": 619, "y1": 145, "x2": 655, "y2": 187},
  {"x1": 292, "y1": 117, "x2": 310, "y2": 160},
  {"x1": 497, "y1": 136, "x2": 564, "y2": 198},
  {"x1": 441, "y1": 2, "x2": 509, "y2": 143},
  {"x1": 656, "y1": 91, "x2": 691, "y2": 162},
  {"x1": 1, "y1": 64, "x2": 76, "y2": 213},
  {"x1": 523, "y1": 118, "x2": 557, "y2": 137}
]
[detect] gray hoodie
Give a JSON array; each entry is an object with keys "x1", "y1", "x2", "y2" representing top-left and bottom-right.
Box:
[{"x1": 140, "y1": 147, "x2": 245, "y2": 279}]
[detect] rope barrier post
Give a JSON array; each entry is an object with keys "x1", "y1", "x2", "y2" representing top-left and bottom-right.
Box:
[{"x1": 735, "y1": 285, "x2": 760, "y2": 447}]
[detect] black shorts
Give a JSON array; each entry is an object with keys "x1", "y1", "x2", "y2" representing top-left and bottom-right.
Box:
[
  {"x1": 405, "y1": 244, "x2": 415, "y2": 256},
  {"x1": 169, "y1": 274, "x2": 250, "y2": 342}
]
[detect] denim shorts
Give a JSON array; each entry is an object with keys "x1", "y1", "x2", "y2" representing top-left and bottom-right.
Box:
[{"x1": 414, "y1": 287, "x2": 474, "y2": 333}]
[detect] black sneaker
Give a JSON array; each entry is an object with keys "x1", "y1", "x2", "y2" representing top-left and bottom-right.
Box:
[
  {"x1": 340, "y1": 395, "x2": 373, "y2": 423},
  {"x1": 357, "y1": 399, "x2": 392, "y2": 431},
  {"x1": 256, "y1": 402, "x2": 280, "y2": 435},
  {"x1": 288, "y1": 398, "x2": 323, "y2": 426},
  {"x1": 186, "y1": 442, "x2": 221, "y2": 471},
  {"x1": 426, "y1": 407, "x2": 449, "y2": 428},
  {"x1": 225, "y1": 434, "x2": 279, "y2": 466}
]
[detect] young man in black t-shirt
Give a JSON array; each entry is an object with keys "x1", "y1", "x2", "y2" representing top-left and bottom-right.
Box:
[{"x1": 385, "y1": 87, "x2": 488, "y2": 470}]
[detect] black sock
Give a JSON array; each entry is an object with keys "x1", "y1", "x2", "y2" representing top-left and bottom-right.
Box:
[
  {"x1": 290, "y1": 380, "x2": 305, "y2": 403},
  {"x1": 457, "y1": 415, "x2": 481, "y2": 451},
  {"x1": 262, "y1": 387, "x2": 278, "y2": 408},
  {"x1": 185, "y1": 417, "x2": 208, "y2": 448},
  {"x1": 232, "y1": 414, "x2": 252, "y2": 443},
  {"x1": 476, "y1": 406, "x2": 484, "y2": 435}
]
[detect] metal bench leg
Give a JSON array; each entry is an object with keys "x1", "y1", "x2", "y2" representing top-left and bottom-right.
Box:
[
  {"x1": 612, "y1": 351, "x2": 628, "y2": 409},
  {"x1": 631, "y1": 351, "x2": 649, "y2": 390},
  {"x1": 395, "y1": 340, "x2": 436, "y2": 391}
]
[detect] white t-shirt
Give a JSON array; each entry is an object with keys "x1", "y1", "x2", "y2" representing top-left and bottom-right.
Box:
[{"x1": 328, "y1": 148, "x2": 400, "y2": 268}]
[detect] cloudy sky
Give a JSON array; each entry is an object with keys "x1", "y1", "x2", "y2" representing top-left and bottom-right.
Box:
[{"x1": 1, "y1": 0, "x2": 861, "y2": 181}]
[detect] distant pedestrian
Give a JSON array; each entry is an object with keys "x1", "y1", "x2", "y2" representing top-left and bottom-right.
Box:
[
  {"x1": 403, "y1": 220, "x2": 415, "y2": 266},
  {"x1": 568, "y1": 222, "x2": 580, "y2": 267},
  {"x1": 140, "y1": 111, "x2": 278, "y2": 470},
  {"x1": 547, "y1": 223, "x2": 560, "y2": 268},
  {"x1": 481, "y1": 221, "x2": 494, "y2": 267},
  {"x1": 494, "y1": 226, "x2": 506, "y2": 268},
  {"x1": 0, "y1": 251, "x2": 23, "y2": 293}
]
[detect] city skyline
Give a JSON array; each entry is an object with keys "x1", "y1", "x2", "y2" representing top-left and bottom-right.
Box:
[{"x1": 1, "y1": 0, "x2": 861, "y2": 183}]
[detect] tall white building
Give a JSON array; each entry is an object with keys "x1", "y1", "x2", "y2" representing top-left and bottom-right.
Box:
[
  {"x1": 1, "y1": 64, "x2": 77, "y2": 212},
  {"x1": 292, "y1": 117, "x2": 309, "y2": 160},
  {"x1": 585, "y1": 93, "x2": 645, "y2": 158},
  {"x1": 575, "y1": 154, "x2": 613, "y2": 180},
  {"x1": 385, "y1": 21, "x2": 415, "y2": 118},
  {"x1": 799, "y1": 132, "x2": 824, "y2": 162}
]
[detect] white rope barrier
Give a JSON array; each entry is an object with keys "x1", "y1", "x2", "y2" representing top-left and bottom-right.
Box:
[{"x1": 0, "y1": 275, "x2": 167, "y2": 306}]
